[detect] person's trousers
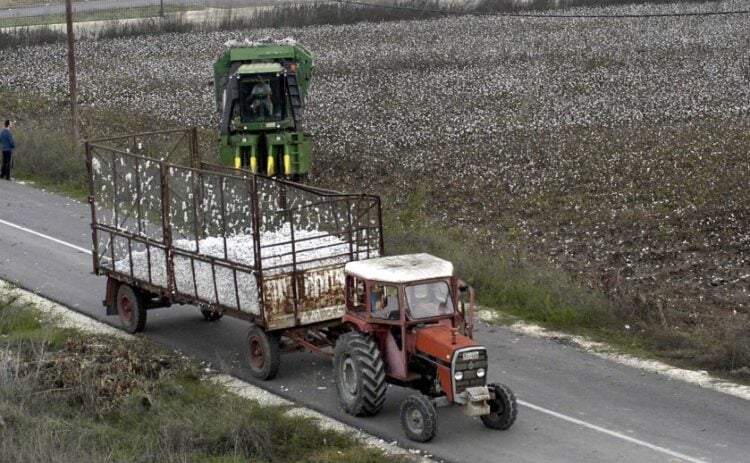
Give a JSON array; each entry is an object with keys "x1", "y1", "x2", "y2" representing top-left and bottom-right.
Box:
[{"x1": 1, "y1": 151, "x2": 11, "y2": 179}]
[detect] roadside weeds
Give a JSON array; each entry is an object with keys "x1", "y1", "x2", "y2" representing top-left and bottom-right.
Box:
[{"x1": 0, "y1": 281, "x2": 433, "y2": 463}]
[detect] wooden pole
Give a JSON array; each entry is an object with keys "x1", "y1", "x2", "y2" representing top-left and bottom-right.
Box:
[{"x1": 65, "y1": 0, "x2": 80, "y2": 148}]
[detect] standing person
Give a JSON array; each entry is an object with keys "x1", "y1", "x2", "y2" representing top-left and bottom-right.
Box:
[{"x1": 0, "y1": 120, "x2": 15, "y2": 180}]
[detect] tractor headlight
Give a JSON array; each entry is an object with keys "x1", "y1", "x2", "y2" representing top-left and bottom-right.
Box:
[
  {"x1": 454, "y1": 371, "x2": 464, "y2": 381},
  {"x1": 476, "y1": 368, "x2": 486, "y2": 378}
]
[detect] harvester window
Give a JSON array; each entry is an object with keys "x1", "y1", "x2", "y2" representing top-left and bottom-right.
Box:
[
  {"x1": 238, "y1": 75, "x2": 284, "y2": 123},
  {"x1": 370, "y1": 284, "x2": 399, "y2": 320},
  {"x1": 405, "y1": 281, "x2": 455, "y2": 319}
]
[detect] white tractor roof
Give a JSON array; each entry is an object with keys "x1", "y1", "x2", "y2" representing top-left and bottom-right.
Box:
[{"x1": 345, "y1": 253, "x2": 453, "y2": 284}]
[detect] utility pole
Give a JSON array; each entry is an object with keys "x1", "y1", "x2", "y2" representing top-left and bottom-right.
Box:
[{"x1": 65, "y1": 0, "x2": 80, "y2": 148}]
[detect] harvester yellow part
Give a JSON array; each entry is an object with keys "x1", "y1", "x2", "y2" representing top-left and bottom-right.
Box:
[
  {"x1": 234, "y1": 147, "x2": 241, "y2": 169},
  {"x1": 283, "y1": 147, "x2": 291, "y2": 176},
  {"x1": 267, "y1": 154, "x2": 275, "y2": 176},
  {"x1": 250, "y1": 155, "x2": 258, "y2": 173}
]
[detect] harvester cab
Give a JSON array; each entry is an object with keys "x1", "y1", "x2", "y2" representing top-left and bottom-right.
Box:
[
  {"x1": 214, "y1": 39, "x2": 313, "y2": 181},
  {"x1": 335, "y1": 253, "x2": 517, "y2": 442}
]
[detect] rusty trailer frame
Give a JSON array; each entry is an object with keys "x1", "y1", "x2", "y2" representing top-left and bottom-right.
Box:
[{"x1": 85, "y1": 128, "x2": 383, "y2": 332}]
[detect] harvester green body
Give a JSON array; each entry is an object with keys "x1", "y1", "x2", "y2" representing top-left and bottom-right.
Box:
[{"x1": 214, "y1": 40, "x2": 313, "y2": 179}]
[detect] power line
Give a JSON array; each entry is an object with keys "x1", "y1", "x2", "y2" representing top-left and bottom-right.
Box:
[{"x1": 334, "y1": 0, "x2": 750, "y2": 19}]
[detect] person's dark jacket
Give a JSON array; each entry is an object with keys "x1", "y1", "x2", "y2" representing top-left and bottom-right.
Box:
[{"x1": 0, "y1": 128, "x2": 14, "y2": 152}]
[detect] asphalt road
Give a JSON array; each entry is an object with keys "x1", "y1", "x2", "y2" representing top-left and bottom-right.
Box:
[{"x1": 0, "y1": 179, "x2": 748, "y2": 463}]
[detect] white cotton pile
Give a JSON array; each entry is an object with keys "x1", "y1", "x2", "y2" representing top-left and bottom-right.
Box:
[
  {"x1": 113, "y1": 228, "x2": 355, "y2": 315},
  {"x1": 224, "y1": 37, "x2": 297, "y2": 48}
]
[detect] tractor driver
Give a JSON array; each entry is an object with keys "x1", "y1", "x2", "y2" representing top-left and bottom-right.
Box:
[
  {"x1": 371, "y1": 289, "x2": 382, "y2": 312},
  {"x1": 371, "y1": 285, "x2": 399, "y2": 320}
]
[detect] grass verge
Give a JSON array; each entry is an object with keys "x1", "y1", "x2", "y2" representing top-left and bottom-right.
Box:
[
  {"x1": 0, "y1": 87, "x2": 217, "y2": 198},
  {"x1": 383, "y1": 199, "x2": 618, "y2": 332},
  {"x1": 0, "y1": 289, "x2": 406, "y2": 463}
]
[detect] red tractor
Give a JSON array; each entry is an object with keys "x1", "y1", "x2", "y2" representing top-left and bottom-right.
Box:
[{"x1": 332, "y1": 253, "x2": 517, "y2": 442}]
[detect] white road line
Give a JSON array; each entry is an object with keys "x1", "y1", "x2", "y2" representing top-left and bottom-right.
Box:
[
  {"x1": 0, "y1": 218, "x2": 712, "y2": 463},
  {"x1": 519, "y1": 400, "x2": 708, "y2": 463},
  {"x1": 0, "y1": 218, "x2": 92, "y2": 255}
]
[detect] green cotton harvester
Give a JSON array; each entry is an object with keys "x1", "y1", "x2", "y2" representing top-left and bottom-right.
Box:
[{"x1": 214, "y1": 38, "x2": 313, "y2": 180}]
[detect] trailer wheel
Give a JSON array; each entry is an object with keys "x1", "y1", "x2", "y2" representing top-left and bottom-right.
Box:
[
  {"x1": 333, "y1": 332, "x2": 386, "y2": 416},
  {"x1": 200, "y1": 309, "x2": 223, "y2": 321},
  {"x1": 400, "y1": 395, "x2": 438, "y2": 442},
  {"x1": 245, "y1": 325, "x2": 280, "y2": 380},
  {"x1": 116, "y1": 284, "x2": 146, "y2": 334},
  {"x1": 480, "y1": 383, "x2": 518, "y2": 430}
]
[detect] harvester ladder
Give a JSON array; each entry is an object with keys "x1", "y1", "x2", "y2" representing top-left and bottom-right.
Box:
[{"x1": 286, "y1": 73, "x2": 304, "y2": 130}]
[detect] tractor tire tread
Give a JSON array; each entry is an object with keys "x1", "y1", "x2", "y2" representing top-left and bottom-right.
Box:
[
  {"x1": 481, "y1": 382, "x2": 518, "y2": 430},
  {"x1": 334, "y1": 332, "x2": 386, "y2": 416},
  {"x1": 400, "y1": 395, "x2": 438, "y2": 442}
]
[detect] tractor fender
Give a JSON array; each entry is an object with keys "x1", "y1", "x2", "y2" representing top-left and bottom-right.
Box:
[{"x1": 340, "y1": 313, "x2": 374, "y2": 334}]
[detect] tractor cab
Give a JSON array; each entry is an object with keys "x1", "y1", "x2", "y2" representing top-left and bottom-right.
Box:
[
  {"x1": 343, "y1": 253, "x2": 468, "y2": 329},
  {"x1": 342, "y1": 253, "x2": 476, "y2": 384}
]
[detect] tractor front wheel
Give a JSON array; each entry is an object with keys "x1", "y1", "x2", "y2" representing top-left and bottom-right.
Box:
[
  {"x1": 116, "y1": 284, "x2": 146, "y2": 334},
  {"x1": 400, "y1": 395, "x2": 438, "y2": 442},
  {"x1": 480, "y1": 383, "x2": 518, "y2": 430},
  {"x1": 245, "y1": 325, "x2": 280, "y2": 380},
  {"x1": 333, "y1": 332, "x2": 386, "y2": 416}
]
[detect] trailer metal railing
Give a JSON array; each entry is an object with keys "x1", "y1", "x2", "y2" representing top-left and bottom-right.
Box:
[{"x1": 86, "y1": 127, "x2": 382, "y2": 329}]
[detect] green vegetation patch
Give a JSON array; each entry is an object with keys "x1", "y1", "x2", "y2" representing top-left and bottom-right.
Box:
[
  {"x1": 0, "y1": 5, "x2": 193, "y2": 28},
  {"x1": 0, "y1": 293, "x2": 402, "y2": 463},
  {"x1": 384, "y1": 201, "x2": 617, "y2": 331},
  {"x1": 0, "y1": 87, "x2": 215, "y2": 198}
]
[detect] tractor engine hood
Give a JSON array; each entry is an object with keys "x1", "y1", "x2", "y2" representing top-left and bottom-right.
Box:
[{"x1": 414, "y1": 325, "x2": 480, "y2": 364}]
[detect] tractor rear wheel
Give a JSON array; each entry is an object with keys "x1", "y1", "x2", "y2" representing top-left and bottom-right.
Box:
[
  {"x1": 333, "y1": 332, "x2": 386, "y2": 416},
  {"x1": 400, "y1": 395, "x2": 438, "y2": 442},
  {"x1": 116, "y1": 284, "x2": 146, "y2": 334},
  {"x1": 480, "y1": 383, "x2": 518, "y2": 430},
  {"x1": 245, "y1": 325, "x2": 280, "y2": 380}
]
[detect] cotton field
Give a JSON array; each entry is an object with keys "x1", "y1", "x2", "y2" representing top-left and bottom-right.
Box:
[{"x1": 2, "y1": 0, "x2": 749, "y2": 336}]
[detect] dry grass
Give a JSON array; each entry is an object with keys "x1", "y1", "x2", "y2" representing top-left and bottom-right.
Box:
[{"x1": 0, "y1": 294, "x2": 406, "y2": 463}]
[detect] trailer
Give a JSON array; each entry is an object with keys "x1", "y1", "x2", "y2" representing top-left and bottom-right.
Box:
[
  {"x1": 86, "y1": 127, "x2": 381, "y2": 337},
  {"x1": 85, "y1": 128, "x2": 517, "y2": 442}
]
